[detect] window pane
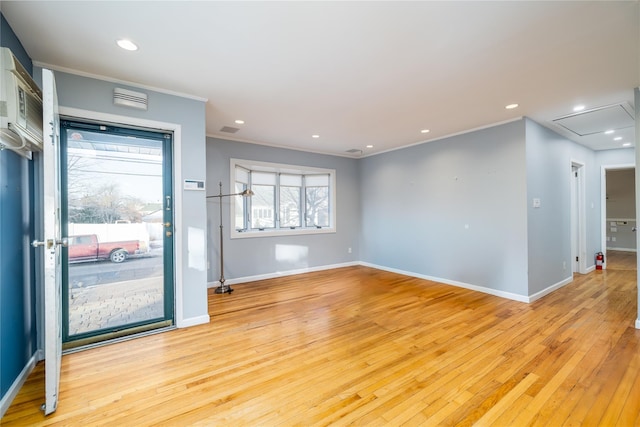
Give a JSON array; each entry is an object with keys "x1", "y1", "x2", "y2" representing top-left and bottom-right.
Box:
[
  {"x1": 234, "y1": 182, "x2": 246, "y2": 230},
  {"x1": 306, "y1": 186, "x2": 329, "y2": 227},
  {"x1": 251, "y1": 185, "x2": 275, "y2": 228},
  {"x1": 280, "y1": 186, "x2": 301, "y2": 227}
]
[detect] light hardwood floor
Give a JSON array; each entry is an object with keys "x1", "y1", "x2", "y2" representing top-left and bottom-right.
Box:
[{"x1": 3, "y1": 255, "x2": 639, "y2": 426}]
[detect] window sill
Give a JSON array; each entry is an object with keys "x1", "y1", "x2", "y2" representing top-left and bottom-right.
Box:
[{"x1": 230, "y1": 227, "x2": 336, "y2": 239}]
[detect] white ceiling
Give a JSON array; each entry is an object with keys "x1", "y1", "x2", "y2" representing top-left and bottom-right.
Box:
[{"x1": 2, "y1": 1, "x2": 638, "y2": 157}]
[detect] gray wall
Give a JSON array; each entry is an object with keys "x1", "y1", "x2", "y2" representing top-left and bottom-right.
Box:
[
  {"x1": 359, "y1": 120, "x2": 529, "y2": 297},
  {"x1": 33, "y1": 69, "x2": 209, "y2": 324},
  {"x1": 525, "y1": 119, "x2": 600, "y2": 294},
  {"x1": 597, "y1": 148, "x2": 635, "y2": 166},
  {"x1": 205, "y1": 137, "x2": 360, "y2": 283},
  {"x1": 635, "y1": 86, "x2": 640, "y2": 329}
]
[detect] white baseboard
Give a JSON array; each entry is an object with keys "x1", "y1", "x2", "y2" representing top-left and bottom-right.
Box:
[
  {"x1": 360, "y1": 262, "x2": 530, "y2": 303},
  {"x1": 606, "y1": 247, "x2": 637, "y2": 253},
  {"x1": 585, "y1": 265, "x2": 596, "y2": 273},
  {"x1": 526, "y1": 276, "x2": 573, "y2": 303},
  {"x1": 176, "y1": 314, "x2": 210, "y2": 328},
  {"x1": 204, "y1": 261, "x2": 588, "y2": 305},
  {"x1": 207, "y1": 261, "x2": 360, "y2": 288},
  {"x1": 0, "y1": 351, "x2": 39, "y2": 418},
  {"x1": 636, "y1": 318, "x2": 640, "y2": 330}
]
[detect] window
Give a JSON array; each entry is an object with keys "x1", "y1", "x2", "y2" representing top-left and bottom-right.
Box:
[
  {"x1": 251, "y1": 171, "x2": 276, "y2": 229},
  {"x1": 280, "y1": 174, "x2": 302, "y2": 228},
  {"x1": 231, "y1": 159, "x2": 336, "y2": 238}
]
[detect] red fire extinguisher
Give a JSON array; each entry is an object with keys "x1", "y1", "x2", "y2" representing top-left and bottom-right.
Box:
[{"x1": 595, "y1": 252, "x2": 604, "y2": 270}]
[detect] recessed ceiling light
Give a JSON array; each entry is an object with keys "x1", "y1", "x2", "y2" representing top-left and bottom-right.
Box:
[
  {"x1": 234, "y1": 120, "x2": 245, "y2": 125},
  {"x1": 604, "y1": 130, "x2": 615, "y2": 134},
  {"x1": 622, "y1": 142, "x2": 632, "y2": 147},
  {"x1": 366, "y1": 145, "x2": 373, "y2": 149},
  {"x1": 505, "y1": 103, "x2": 519, "y2": 110},
  {"x1": 573, "y1": 105, "x2": 585, "y2": 112},
  {"x1": 116, "y1": 39, "x2": 138, "y2": 51},
  {"x1": 614, "y1": 136, "x2": 623, "y2": 141},
  {"x1": 421, "y1": 129, "x2": 430, "y2": 134},
  {"x1": 312, "y1": 134, "x2": 320, "y2": 139}
]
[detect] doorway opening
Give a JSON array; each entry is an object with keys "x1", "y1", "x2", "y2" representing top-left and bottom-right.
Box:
[
  {"x1": 60, "y1": 119, "x2": 175, "y2": 349},
  {"x1": 601, "y1": 164, "x2": 636, "y2": 271},
  {"x1": 602, "y1": 166, "x2": 636, "y2": 271}
]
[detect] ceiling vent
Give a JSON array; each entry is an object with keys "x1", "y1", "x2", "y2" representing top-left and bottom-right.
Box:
[
  {"x1": 220, "y1": 126, "x2": 240, "y2": 133},
  {"x1": 345, "y1": 148, "x2": 363, "y2": 154},
  {"x1": 113, "y1": 87, "x2": 148, "y2": 110},
  {"x1": 552, "y1": 103, "x2": 634, "y2": 136}
]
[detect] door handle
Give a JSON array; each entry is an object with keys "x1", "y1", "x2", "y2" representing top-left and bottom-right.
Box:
[
  {"x1": 32, "y1": 239, "x2": 50, "y2": 248},
  {"x1": 32, "y1": 238, "x2": 68, "y2": 249},
  {"x1": 165, "y1": 196, "x2": 171, "y2": 211}
]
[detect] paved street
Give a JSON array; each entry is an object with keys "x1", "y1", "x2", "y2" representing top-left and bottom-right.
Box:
[{"x1": 69, "y1": 249, "x2": 163, "y2": 288}]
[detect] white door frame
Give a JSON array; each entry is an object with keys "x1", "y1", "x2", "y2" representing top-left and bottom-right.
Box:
[
  {"x1": 601, "y1": 163, "x2": 635, "y2": 271},
  {"x1": 571, "y1": 160, "x2": 587, "y2": 274}
]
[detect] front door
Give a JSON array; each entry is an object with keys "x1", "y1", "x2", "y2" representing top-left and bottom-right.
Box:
[
  {"x1": 60, "y1": 119, "x2": 174, "y2": 348},
  {"x1": 38, "y1": 68, "x2": 62, "y2": 415}
]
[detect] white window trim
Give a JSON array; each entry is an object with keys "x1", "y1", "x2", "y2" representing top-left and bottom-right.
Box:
[{"x1": 229, "y1": 158, "x2": 336, "y2": 239}]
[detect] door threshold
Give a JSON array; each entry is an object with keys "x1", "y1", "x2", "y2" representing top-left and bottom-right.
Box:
[{"x1": 63, "y1": 321, "x2": 175, "y2": 354}]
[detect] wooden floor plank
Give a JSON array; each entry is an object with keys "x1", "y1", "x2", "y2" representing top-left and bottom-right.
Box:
[{"x1": 2, "y1": 253, "x2": 639, "y2": 426}]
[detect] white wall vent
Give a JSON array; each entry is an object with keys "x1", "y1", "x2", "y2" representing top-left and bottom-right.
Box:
[{"x1": 113, "y1": 87, "x2": 148, "y2": 110}]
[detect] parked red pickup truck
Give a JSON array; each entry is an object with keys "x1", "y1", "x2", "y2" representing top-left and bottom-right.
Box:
[{"x1": 68, "y1": 234, "x2": 141, "y2": 263}]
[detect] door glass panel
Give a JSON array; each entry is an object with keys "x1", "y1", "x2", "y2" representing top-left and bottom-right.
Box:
[{"x1": 61, "y1": 122, "x2": 173, "y2": 343}]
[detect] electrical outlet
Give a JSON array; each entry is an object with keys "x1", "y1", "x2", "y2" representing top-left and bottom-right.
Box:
[
  {"x1": 348, "y1": 247, "x2": 352, "y2": 254},
  {"x1": 563, "y1": 261, "x2": 566, "y2": 270}
]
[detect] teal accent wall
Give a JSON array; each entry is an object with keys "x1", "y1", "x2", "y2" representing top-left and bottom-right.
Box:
[{"x1": 0, "y1": 12, "x2": 38, "y2": 411}]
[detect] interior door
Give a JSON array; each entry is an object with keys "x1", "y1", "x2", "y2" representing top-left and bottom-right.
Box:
[{"x1": 38, "y1": 68, "x2": 62, "y2": 415}]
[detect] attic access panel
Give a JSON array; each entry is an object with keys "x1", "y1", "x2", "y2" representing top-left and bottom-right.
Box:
[{"x1": 553, "y1": 103, "x2": 634, "y2": 136}]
